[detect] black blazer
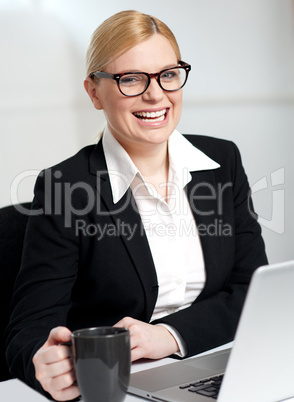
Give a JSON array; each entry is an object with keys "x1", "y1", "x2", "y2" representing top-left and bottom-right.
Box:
[{"x1": 6, "y1": 135, "x2": 267, "y2": 396}]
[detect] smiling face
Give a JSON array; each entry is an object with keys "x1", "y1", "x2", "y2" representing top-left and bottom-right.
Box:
[{"x1": 84, "y1": 34, "x2": 183, "y2": 156}]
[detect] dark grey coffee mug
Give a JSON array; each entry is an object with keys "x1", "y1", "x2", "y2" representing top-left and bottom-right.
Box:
[{"x1": 71, "y1": 327, "x2": 131, "y2": 402}]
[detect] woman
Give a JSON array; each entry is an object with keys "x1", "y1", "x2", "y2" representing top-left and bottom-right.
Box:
[{"x1": 6, "y1": 10, "x2": 267, "y2": 401}]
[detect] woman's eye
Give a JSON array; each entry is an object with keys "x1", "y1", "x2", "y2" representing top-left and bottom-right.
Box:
[
  {"x1": 160, "y1": 70, "x2": 179, "y2": 81},
  {"x1": 120, "y1": 75, "x2": 143, "y2": 86}
]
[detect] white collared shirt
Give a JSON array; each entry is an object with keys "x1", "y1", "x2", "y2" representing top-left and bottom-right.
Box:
[{"x1": 102, "y1": 125, "x2": 220, "y2": 354}]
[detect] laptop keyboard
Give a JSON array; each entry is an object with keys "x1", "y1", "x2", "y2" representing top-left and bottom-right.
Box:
[{"x1": 179, "y1": 375, "x2": 224, "y2": 399}]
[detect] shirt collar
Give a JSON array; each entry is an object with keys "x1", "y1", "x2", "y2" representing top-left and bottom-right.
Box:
[
  {"x1": 168, "y1": 130, "x2": 220, "y2": 189},
  {"x1": 102, "y1": 125, "x2": 220, "y2": 204},
  {"x1": 102, "y1": 125, "x2": 140, "y2": 203}
]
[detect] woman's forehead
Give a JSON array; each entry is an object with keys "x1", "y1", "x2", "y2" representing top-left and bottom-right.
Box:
[{"x1": 104, "y1": 35, "x2": 178, "y2": 73}]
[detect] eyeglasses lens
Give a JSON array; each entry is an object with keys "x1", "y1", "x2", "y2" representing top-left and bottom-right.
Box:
[
  {"x1": 118, "y1": 67, "x2": 187, "y2": 96},
  {"x1": 159, "y1": 68, "x2": 186, "y2": 92},
  {"x1": 119, "y1": 74, "x2": 148, "y2": 96}
]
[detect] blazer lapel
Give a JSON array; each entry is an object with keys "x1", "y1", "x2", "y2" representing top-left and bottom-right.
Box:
[
  {"x1": 89, "y1": 141, "x2": 158, "y2": 322},
  {"x1": 186, "y1": 170, "x2": 225, "y2": 298}
]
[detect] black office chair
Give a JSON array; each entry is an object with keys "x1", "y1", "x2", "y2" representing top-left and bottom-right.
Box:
[{"x1": 0, "y1": 202, "x2": 32, "y2": 381}]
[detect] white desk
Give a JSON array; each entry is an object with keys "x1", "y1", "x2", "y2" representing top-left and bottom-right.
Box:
[
  {"x1": 0, "y1": 357, "x2": 175, "y2": 402},
  {"x1": 0, "y1": 345, "x2": 225, "y2": 402},
  {"x1": 1, "y1": 343, "x2": 294, "y2": 402}
]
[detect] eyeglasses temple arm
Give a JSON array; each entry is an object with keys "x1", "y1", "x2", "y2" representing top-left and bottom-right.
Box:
[{"x1": 90, "y1": 71, "x2": 114, "y2": 79}]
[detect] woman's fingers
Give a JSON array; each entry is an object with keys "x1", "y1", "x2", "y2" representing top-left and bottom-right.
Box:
[
  {"x1": 33, "y1": 326, "x2": 80, "y2": 401},
  {"x1": 35, "y1": 343, "x2": 71, "y2": 365},
  {"x1": 114, "y1": 317, "x2": 179, "y2": 361},
  {"x1": 41, "y1": 326, "x2": 72, "y2": 349},
  {"x1": 41, "y1": 354, "x2": 73, "y2": 378}
]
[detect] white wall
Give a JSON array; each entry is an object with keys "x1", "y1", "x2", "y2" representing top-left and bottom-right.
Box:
[{"x1": 0, "y1": 0, "x2": 293, "y2": 264}]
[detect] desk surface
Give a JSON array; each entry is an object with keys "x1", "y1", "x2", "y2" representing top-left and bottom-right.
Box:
[
  {"x1": 0, "y1": 357, "x2": 176, "y2": 402},
  {"x1": 0, "y1": 346, "x2": 221, "y2": 402},
  {"x1": 1, "y1": 343, "x2": 294, "y2": 402}
]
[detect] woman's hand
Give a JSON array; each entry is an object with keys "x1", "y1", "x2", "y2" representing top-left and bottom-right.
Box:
[
  {"x1": 114, "y1": 317, "x2": 179, "y2": 361},
  {"x1": 32, "y1": 326, "x2": 80, "y2": 401}
]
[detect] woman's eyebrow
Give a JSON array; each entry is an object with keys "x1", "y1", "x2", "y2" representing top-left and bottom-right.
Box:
[{"x1": 114, "y1": 64, "x2": 179, "y2": 74}]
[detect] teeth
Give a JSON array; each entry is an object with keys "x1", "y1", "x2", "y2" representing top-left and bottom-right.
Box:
[
  {"x1": 141, "y1": 115, "x2": 165, "y2": 122},
  {"x1": 134, "y1": 109, "x2": 166, "y2": 119}
]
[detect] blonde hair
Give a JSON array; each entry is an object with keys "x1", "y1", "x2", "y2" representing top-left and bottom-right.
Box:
[{"x1": 86, "y1": 10, "x2": 181, "y2": 76}]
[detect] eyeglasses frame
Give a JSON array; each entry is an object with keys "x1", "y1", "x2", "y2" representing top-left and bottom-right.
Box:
[{"x1": 89, "y1": 61, "x2": 191, "y2": 97}]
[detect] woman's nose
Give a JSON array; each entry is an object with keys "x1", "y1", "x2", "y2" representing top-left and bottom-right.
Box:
[{"x1": 142, "y1": 77, "x2": 164, "y2": 102}]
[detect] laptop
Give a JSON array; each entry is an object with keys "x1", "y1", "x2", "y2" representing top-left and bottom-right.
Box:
[{"x1": 129, "y1": 260, "x2": 294, "y2": 402}]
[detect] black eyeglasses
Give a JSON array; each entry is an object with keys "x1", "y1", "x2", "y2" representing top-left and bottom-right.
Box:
[{"x1": 89, "y1": 61, "x2": 191, "y2": 97}]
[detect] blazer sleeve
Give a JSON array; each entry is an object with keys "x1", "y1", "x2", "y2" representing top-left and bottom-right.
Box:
[
  {"x1": 5, "y1": 170, "x2": 80, "y2": 397},
  {"x1": 152, "y1": 140, "x2": 268, "y2": 357}
]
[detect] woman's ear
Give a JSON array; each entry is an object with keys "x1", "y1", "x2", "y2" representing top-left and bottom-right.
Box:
[{"x1": 84, "y1": 77, "x2": 103, "y2": 110}]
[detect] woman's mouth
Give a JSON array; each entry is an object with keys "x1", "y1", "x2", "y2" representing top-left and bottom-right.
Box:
[{"x1": 133, "y1": 108, "x2": 167, "y2": 123}]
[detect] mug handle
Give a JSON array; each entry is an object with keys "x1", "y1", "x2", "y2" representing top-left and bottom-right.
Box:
[{"x1": 61, "y1": 341, "x2": 72, "y2": 347}]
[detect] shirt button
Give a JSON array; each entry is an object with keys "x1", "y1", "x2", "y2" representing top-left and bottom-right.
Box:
[
  {"x1": 167, "y1": 309, "x2": 176, "y2": 315},
  {"x1": 175, "y1": 278, "x2": 183, "y2": 286}
]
